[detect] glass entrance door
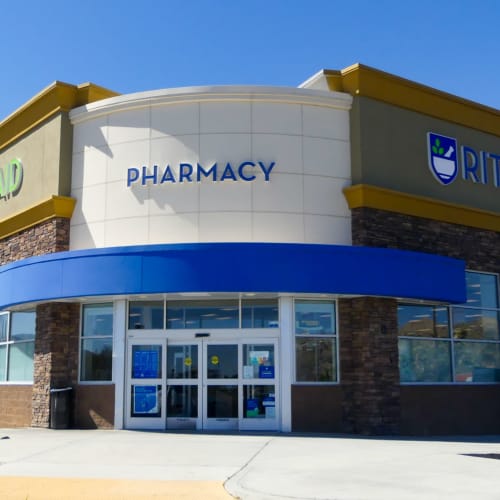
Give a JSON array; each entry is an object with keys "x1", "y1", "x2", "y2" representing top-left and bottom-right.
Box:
[
  {"x1": 125, "y1": 337, "x2": 166, "y2": 430},
  {"x1": 203, "y1": 342, "x2": 239, "y2": 430},
  {"x1": 126, "y1": 337, "x2": 279, "y2": 431}
]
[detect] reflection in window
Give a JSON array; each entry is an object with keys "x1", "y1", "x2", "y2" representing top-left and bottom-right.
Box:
[
  {"x1": 242, "y1": 300, "x2": 279, "y2": 328},
  {"x1": 207, "y1": 385, "x2": 238, "y2": 418},
  {"x1": 81, "y1": 304, "x2": 113, "y2": 382},
  {"x1": 399, "y1": 339, "x2": 452, "y2": 382},
  {"x1": 206, "y1": 344, "x2": 238, "y2": 379},
  {"x1": 454, "y1": 342, "x2": 500, "y2": 382},
  {"x1": 397, "y1": 305, "x2": 449, "y2": 338},
  {"x1": 295, "y1": 300, "x2": 337, "y2": 383},
  {"x1": 167, "y1": 301, "x2": 239, "y2": 329},
  {"x1": 398, "y1": 271, "x2": 500, "y2": 384},
  {"x1": 128, "y1": 301, "x2": 164, "y2": 329},
  {"x1": 296, "y1": 337, "x2": 336, "y2": 382},
  {"x1": 167, "y1": 345, "x2": 198, "y2": 379},
  {"x1": 295, "y1": 300, "x2": 335, "y2": 335},
  {"x1": 453, "y1": 309, "x2": 499, "y2": 340},
  {"x1": 0, "y1": 310, "x2": 36, "y2": 383},
  {"x1": 167, "y1": 385, "x2": 198, "y2": 418}
]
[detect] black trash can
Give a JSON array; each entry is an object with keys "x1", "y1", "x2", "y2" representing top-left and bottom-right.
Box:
[{"x1": 49, "y1": 387, "x2": 72, "y2": 429}]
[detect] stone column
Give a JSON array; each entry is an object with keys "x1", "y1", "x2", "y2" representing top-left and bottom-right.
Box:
[
  {"x1": 31, "y1": 303, "x2": 80, "y2": 427},
  {"x1": 339, "y1": 297, "x2": 400, "y2": 435}
]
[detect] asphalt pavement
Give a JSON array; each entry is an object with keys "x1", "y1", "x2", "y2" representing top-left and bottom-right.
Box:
[{"x1": 0, "y1": 428, "x2": 499, "y2": 499}]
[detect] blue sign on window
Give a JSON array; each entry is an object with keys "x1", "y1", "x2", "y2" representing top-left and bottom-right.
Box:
[
  {"x1": 259, "y1": 365, "x2": 275, "y2": 379},
  {"x1": 133, "y1": 385, "x2": 159, "y2": 415},
  {"x1": 133, "y1": 348, "x2": 160, "y2": 378}
]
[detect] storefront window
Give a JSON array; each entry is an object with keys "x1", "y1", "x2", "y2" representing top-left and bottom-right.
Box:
[
  {"x1": 294, "y1": 300, "x2": 337, "y2": 382},
  {"x1": 398, "y1": 271, "x2": 500, "y2": 384},
  {"x1": 166, "y1": 300, "x2": 239, "y2": 329},
  {"x1": 241, "y1": 299, "x2": 279, "y2": 328},
  {"x1": 80, "y1": 303, "x2": 113, "y2": 382},
  {"x1": 0, "y1": 310, "x2": 36, "y2": 383},
  {"x1": 128, "y1": 301, "x2": 164, "y2": 329}
]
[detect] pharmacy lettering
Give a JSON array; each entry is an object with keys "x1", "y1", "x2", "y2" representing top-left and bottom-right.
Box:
[
  {"x1": 0, "y1": 159, "x2": 23, "y2": 199},
  {"x1": 127, "y1": 161, "x2": 276, "y2": 187}
]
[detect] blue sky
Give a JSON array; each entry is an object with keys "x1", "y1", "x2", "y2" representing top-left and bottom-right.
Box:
[{"x1": 1, "y1": 0, "x2": 499, "y2": 120}]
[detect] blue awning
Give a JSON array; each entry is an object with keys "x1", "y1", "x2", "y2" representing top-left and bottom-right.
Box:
[{"x1": 0, "y1": 243, "x2": 466, "y2": 308}]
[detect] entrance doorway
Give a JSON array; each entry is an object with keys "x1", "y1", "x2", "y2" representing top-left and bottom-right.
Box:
[{"x1": 125, "y1": 336, "x2": 278, "y2": 431}]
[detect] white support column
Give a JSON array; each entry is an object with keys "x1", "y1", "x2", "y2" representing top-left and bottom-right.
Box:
[
  {"x1": 112, "y1": 300, "x2": 127, "y2": 429},
  {"x1": 279, "y1": 296, "x2": 294, "y2": 432}
]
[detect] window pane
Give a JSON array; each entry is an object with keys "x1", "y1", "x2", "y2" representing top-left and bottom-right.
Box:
[
  {"x1": 398, "y1": 305, "x2": 449, "y2": 338},
  {"x1": 0, "y1": 314, "x2": 8, "y2": 342},
  {"x1": 166, "y1": 301, "x2": 239, "y2": 329},
  {"x1": 81, "y1": 338, "x2": 112, "y2": 381},
  {"x1": 82, "y1": 304, "x2": 113, "y2": 337},
  {"x1": 453, "y1": 308, "x2": 500, "y2": 340},
  {"x1": 7, "y1": 341, "x2": 34, "y2": 381},
  {"x1": 454, "y1": 341, "x2": 500, "y2": 383},
  {"x1": 206, "y1": 345, "x2": 238, "y2": 379},
  {"x1": 0, "y1": 345, "x2": 6, "y2": 382},
  {"x1": 167, "y1": 385, "x2": 198, "y2": 418},
  {"x1": 463, "y1": 272, "x2": 498, "y2": 309},
  {"x1": 207, "y1": 385, "x2": 238, "y2": 418},
  {"x1": 10, "y1": 311, "x2": 35, "y2": 341},
  {"x1": 295, "y1": 300, "x2": 335, "y2": 335},
  {"x1": 128, "y1": 301, "x2": 164, "y2": 329},
  {"x1": 398, "y1": 338, "x2": 452, "y2": 383},
  {"x1": 243, "y1": 344, "x2": 275, "y2": 379},
  {"x1": 243, "y1": 385, "x2": 276, "y2": 418},
  {"x1": 241, "y1": 299, "x2": 279, "y2": 328},
  {"x1": 295, "y1": 337, "x2": 336, "y2": 382},
  {"x1": 167, "y1": 345, "x2": 198, "y2": 379},
  {"x1": 131, "y1": 345, "x2": 162, "y2": 379}
]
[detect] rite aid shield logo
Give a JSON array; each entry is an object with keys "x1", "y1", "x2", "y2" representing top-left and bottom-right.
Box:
[{"x1": 427, "y1": 132, "x2": 458, "y2": 185}]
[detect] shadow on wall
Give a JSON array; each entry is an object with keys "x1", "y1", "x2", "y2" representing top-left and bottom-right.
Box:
[{"x1": 74, "y1": 385, "x2": 115, "y2": 429}]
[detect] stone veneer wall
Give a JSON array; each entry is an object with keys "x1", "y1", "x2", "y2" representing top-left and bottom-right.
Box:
[
  {"x1": 0, "y1": 218, "x2": 71, "y2": 265},
  {"x1": 338, "y1": 297, "x2": 400, "y2": 434},
  {"x1": 350, "y1": 206, "x2": 500, "y2": 435},
  {"x1": 0, "y1": 217, "x2": 74, "y2": 428},
  {"x1": 351, "y1": 207, "x2": 500, "y2": 270},
  {"x1": 32, "y1": 303, "x2": 80, "y2": 427}
]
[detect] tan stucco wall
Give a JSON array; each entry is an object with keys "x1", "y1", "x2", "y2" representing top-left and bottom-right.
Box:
[
  {"x1": 351, "y1": 96, "x2": 500, "y2": 214},
  {"x1": 0, "y1": 113, "x2": 72, "y2": 220}
]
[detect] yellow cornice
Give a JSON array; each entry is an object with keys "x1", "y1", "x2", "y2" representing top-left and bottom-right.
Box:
[
  {"x1": 343, "y1": 184, "x2": 500, "y2": 232},
  {"x1": 0, "y1": 81, "x2": 119, "y2": 152},
  {"x1": 0, "y1": 196, "x2": 76, "y2": 239},
  {"x1": 323, "y1": 64, "x2": 499, "y2": 136}
]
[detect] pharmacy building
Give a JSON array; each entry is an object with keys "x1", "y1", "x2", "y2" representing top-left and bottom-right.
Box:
[{"x1": 0, "y1": 64, "x2": 499, "y2": 435}]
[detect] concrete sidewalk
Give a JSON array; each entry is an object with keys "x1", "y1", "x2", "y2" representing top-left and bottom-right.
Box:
[{"x1": 0, "y1": 428, "x2": 499, "y2": 499}]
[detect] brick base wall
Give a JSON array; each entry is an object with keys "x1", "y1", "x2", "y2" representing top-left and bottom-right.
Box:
[
  {"x1": 74, "y1": 385, "x2": 115, "y2": 429},
  {"x1": 0, "y1": 386, "x2": 32, "y2": 427}
]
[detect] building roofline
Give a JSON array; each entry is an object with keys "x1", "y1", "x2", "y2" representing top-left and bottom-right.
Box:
[
  {"x1": 0, "y1": 81, "x2": 119, "y2": 152},
  {"x1": 302, "y1": 63, "x2": 499, "y2": 136}
]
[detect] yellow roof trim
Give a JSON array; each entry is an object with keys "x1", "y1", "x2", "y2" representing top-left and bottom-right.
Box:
[
  {"x1": 343, "y1": 184, "x2": 500, "y2": 232},
  {"x1": 0, "y1": 196, "x2": 76, "y2": 239},
  {"x1": 0, "y1": 81, "x2": 119, "y2": 152},
  {"x1": 323, "y1": 64, "x2": 499, "y2": 136}
]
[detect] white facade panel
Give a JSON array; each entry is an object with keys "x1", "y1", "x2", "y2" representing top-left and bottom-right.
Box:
[
  {"x1": 70, "y1": 86, "x2": 353, "y2": 250},
  {"x1": 151, "y1": 102, "x2": 199, "y2": 138}
]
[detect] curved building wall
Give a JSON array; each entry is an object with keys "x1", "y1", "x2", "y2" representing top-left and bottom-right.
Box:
[{"x1": 69, "y1": 86, "x2": 353, "y2": 249}]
